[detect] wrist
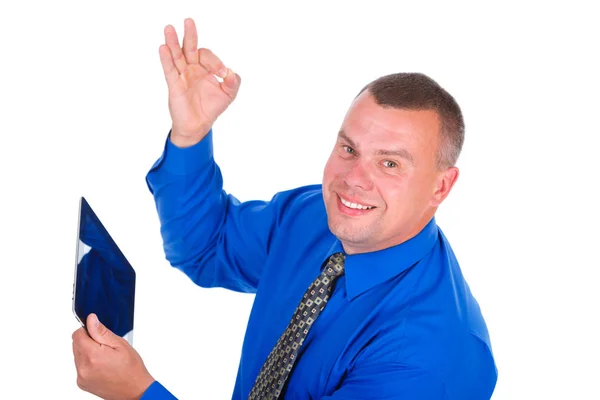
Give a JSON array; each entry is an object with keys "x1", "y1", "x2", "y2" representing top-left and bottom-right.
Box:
[
  {"x1": 170, "y1": 125, "x2": 212, "y2": 148},
  {"x1": 130, "y1": 373, "x2": 156, "y2": 400}
]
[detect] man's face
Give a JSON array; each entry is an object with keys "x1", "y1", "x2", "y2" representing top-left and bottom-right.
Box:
[{"x1": 322, "y1": 92, "x2": 455, "y2": 254}]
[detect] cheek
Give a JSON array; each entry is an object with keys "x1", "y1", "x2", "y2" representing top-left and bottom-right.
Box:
[
  {"x1": 323, "y1": 158, "x2": 345, "y2": 183},
  {"x1": 376, "y1": 176, "x2": 411, "y2": 210},
  {"x1": 382, "y1": 175, "x2": 432, "y2": 211}
]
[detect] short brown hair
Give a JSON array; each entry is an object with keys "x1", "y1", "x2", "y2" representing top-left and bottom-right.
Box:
[{"x1": 357, "y1": 73, "x2": 464, "y2": 169}]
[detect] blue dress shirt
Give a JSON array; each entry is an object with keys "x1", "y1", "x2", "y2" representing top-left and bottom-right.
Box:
[{"x1": 142, "y1": 131, "x2": 497, "y2": 399}]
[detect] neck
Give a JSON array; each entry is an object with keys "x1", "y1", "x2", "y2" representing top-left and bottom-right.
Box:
[{"x1": 342, "y1": 208, "x2": 437, "y2": 255}]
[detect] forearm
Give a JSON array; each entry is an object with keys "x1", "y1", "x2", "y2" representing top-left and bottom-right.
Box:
[
  {"x1": 146, "y1": 130, "x2": 232, "y2": 285},
  {"x1": 146, "y1": 130, "x2": 267, "y2": 292}
]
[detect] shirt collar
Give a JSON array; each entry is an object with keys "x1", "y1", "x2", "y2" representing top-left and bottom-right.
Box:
[{"x1": 325, "y1": 217, "x2": 439, "y2": 301}]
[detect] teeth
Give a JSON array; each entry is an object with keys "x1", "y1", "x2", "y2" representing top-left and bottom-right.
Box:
[{"x1": 340, "y1": 197, "x2": 374, "y2": 210}]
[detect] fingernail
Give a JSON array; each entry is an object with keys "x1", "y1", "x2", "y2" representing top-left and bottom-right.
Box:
[
  {"x1": 91, "y1": 314, "x2": 99, "y2": 327},
  {"x1": 219, "y1": 67, "x2": 227, "y2": 78}
]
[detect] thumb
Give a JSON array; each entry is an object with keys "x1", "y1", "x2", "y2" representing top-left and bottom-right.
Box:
[
  {"x1": 87, "y1": 313, "x2": 121, "y2": 348},
  {"x1": 220, "y1": 68, "x2": 241, "y2": 99}
]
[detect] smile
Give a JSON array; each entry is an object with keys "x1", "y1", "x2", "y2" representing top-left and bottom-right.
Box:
[{"x1": 338, "y1": 195, "x2": 375, "y2": 210}]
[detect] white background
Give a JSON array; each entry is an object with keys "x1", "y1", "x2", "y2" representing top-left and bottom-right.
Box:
[{"x1": 1, "y1": 1, "x2": 598, "y2": 399}]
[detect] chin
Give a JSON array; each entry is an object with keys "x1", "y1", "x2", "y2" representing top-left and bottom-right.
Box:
[{"x1": 327, "y1": 216, "x2": 372, "y2": 245}]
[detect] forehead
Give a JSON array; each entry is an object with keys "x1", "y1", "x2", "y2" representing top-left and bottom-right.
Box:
[{"x1": 341, "y1": 93, "x2": 441, "y2": 150}]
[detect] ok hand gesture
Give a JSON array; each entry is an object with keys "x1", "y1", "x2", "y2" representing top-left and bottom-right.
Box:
[{"x1": 159, "y1": 18, "x2": 241, "y2": 147}]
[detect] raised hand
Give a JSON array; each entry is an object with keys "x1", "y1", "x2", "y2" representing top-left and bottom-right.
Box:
[{"x1": 159, "y1": 18, "x2": 241, "y2": 147}]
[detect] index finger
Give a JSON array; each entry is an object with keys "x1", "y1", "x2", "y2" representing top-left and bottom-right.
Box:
[
  {"x1": 198, "y1": 48, "x2": 227, "y2": 78},
  {"x1": 72, "y1": 327, "x2": 99, "y2": 349}
]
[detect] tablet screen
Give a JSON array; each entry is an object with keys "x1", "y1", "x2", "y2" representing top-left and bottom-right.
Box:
[{"x1": 73, "y1": 197, "x2": 135, "y2": 343}]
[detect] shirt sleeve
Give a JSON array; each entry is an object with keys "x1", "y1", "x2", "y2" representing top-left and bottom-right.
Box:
[
  {"x1": 321, "y1": 362, "x2": 446, "y2": 400},
  {"x1": 145, "y1": 130, "x2": 295, "y2": 293},
  {"x1": 140, "y1": 381, "x2": 177, "y2": 399}
]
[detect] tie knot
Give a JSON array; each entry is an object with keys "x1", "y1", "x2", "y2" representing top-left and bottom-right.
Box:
[{"x1": 324, "y1": 252, "x2": 345, "y2": 277}]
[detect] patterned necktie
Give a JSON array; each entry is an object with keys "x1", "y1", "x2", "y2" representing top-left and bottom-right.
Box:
[{"x1": 248, "y1": 252, "x2": 346, "y2": 400}]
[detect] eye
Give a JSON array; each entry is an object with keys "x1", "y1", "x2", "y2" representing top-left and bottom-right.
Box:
[
  {"x1": 382, "y1": 160, "x2": 398, "y2": 168},
  {"x1": 343, "y1": 145, "x2": 356, "y2": 155}
]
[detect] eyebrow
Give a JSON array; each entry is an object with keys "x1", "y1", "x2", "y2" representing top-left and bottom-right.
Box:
[{"x1": 338, "y1": 130, "x2": 415, "y2": 165}]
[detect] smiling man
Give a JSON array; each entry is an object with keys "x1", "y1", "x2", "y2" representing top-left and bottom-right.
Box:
[
  {"x1": 72, "y1": 18, "x2": 497, "y2": 400},
  {"x1": 323, "y1": 94, "x2": 457, "y2": 255}
]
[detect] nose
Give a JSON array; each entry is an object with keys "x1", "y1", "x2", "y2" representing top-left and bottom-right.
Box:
[{"x1": 343, "y1": 160, "x2": 373, "y2": 191}]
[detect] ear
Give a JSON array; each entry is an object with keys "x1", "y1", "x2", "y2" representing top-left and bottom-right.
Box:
[{"x1": 431, "y1": 166, "x2": 459, "y2": 207}]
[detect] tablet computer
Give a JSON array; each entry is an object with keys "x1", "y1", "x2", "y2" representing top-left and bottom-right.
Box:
[{"x1": 72, "y1": 196, "x2": 136, "y2": 345}]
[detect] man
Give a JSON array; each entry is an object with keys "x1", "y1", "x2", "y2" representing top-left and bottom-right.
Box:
[{"x1": 72, "y1": 17, "x2": 497, "y2": 399}]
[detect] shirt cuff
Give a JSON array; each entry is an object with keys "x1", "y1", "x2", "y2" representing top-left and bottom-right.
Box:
[
  {"x1": 149, "y1": 129, "x2": 214, "y2": 176},
  {"x1": 140, "y1": 381, "x2": 177, "y2": 399}
]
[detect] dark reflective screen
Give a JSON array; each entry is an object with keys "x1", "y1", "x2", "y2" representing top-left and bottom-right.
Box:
[{"x1": 74, "y1": 197, "x2": 135, "y2": 339}]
